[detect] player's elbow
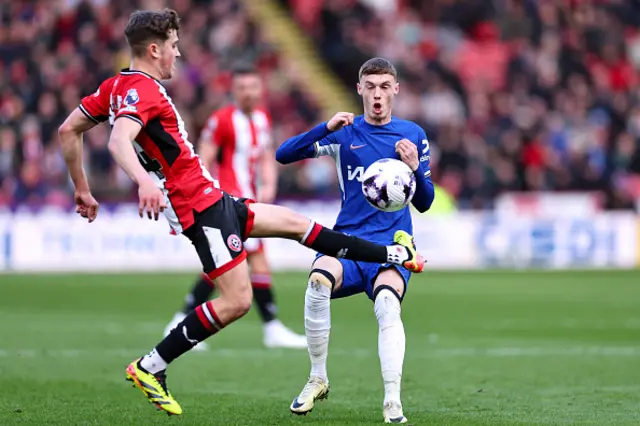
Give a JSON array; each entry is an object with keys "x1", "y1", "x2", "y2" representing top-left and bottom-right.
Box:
[
  {"x1": 414, "y1": 198, "x2": 433, "y2": 213},
  {"x1": 275, "y1": 146, "x2": 290, "y2": 164},
  {"x1": 413, "y1": 187, "x2": 435, "y2": 213}
]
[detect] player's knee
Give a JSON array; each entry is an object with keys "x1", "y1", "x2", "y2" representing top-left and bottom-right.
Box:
[
  {"x1": 373, "y1": 287, "x2": 402, "y2": 327},
  {"x1": 308, "y1": 269, "x2": 335, "y2": 292},
  {"x1": 228, "y1": 281, "x2": 253, "y2": 318}
]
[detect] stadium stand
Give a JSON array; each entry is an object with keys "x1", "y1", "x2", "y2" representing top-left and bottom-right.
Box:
[
  {"x1": 283, "y1": 0, "x2": 640, "y2": 210},
  {"x1": 0, "y1": 0, "x2": 331, "y2": 207},
  {"x1": 2, "y1": 0, "x2": 640, "y2": 210}
]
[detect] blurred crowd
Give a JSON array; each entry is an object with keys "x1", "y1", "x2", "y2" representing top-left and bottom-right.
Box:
[
  {"x1": 286, "y1": 0, "x2": 640, "y2": 209},
  {"x1": 3, "y1": 0, "x2": 640, "y2": 210},
  {"x1": 0, "y1": 0, "x2": 321, "y2": 207}
]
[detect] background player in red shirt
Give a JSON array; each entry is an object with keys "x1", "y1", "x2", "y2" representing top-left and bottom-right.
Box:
[
  {"x1": 163, "y1": 63, "x2": 307, "y2": 350},
  {"x1": 57, "y1": 9, "x2": 424, "y2": 416}
]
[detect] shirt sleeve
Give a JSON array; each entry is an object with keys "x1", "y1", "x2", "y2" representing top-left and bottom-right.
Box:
[
  {"x1": 410, "y1": 127, "x2": 435, "y2": 212},
  {"x1": 275, "y1": 122, "x2": 341, "y2": 164},
  {"x1": 79, "y1": 79, "x2": 111, "y2": 124},
  {"x1": 113, "y1": 80, "x2": 158, "y2": 127},
  {"x1": 313, "y1": 131, "x2": 340, "y2": 158},
  {"x1": 200, "y1": 113, "x2": 224, "y2": 147}
]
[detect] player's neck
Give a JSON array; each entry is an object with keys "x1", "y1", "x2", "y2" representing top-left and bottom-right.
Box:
[
  {"x1": 364, "y1": 114, "x2": 392, "y2": 126},
  {"x1": 129, "y1": 59, "x2": 162, "y2": 81},
  {"x1": 235, "y1": 104, "x2": 254, "y2": 116}
]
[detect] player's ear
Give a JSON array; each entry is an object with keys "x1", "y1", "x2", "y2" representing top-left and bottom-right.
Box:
[
  {"x1": 148, "y1": 42, "x2": 161, "y2": 59},
  {"x1": 356, "y1": 83, "x2": 362, "y2": 96},
  {"x1": 394, "y1": 82, "x2": 400, "y2": 96}
]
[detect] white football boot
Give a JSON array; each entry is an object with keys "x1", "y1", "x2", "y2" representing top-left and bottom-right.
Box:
[
  {"x1": 263, "y1": 320, "x2": 307, "y2": 349},
  {"x1": 164, "y1": 312, "x2": 209, "y2": 351},
  {"x1": 290, "y1": 376, "x2": 330, "y2": 415},
  {"x1": 383, "y1": 401, "x2": 408, "y2": 423}
]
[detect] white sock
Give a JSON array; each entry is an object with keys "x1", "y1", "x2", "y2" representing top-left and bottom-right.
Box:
[
  {"x1": 386, "y1": 246, "x2": 409, "y2": 265},
  {"x1": 305, "y1": 275, "x2": 331, "y2": 381},
  {"x1": 140, "y1": 348, "x2": 168, "y2": 374},
  {"x1": 374, "y1": 288, "x2": 405, "y2": 405}
]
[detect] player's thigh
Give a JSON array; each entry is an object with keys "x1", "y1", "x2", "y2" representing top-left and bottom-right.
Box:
[
  {"x1": 247, "y1": 202, "x2": 311, "y2": 240},
  {"x1": 311, "y1": 255, "x2": 344, "y2": 292},
  {"x1": 247, "y1": 244, "x2": 270, "y2": 275},
  {"x1": 321, "y1": 257, "x2": 370, "y2": 299},
  {"x1": 184, "y1": 195, "x2": 248, "y2": 283},
  {"x1": 371, "y1": 266, "x2": 408, "y2": 300}
]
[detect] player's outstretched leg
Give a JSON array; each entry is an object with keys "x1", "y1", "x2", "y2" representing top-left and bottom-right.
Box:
[
  {"x1": 164, "y1": 273, "x2": 214, "y2": 351},
  {"x1": 373, "y1": 272, "x2": 408, "y2": 424},
  {"x1": 290, "y1": 258, "x2": 340, "y2": 415},
  {"x1": 127, "y1": 259, "x2": 253, "y2": 416},
  {"x1": 248, "y1": 203, "x2": 425, "y2": 272}
]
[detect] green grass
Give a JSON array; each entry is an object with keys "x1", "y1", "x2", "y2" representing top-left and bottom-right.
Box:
[{"x1": 0, "y1": 270, "x2": 639, "y2": 425}]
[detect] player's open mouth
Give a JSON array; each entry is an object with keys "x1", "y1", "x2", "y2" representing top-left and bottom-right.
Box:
[{"x1": 373, "y1": 102, "x2": 382, "y2": 113}]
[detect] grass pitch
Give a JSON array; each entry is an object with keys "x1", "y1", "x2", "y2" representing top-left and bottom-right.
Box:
[{"x1": 0, "y1": 270, "x2": 639, "y2": 425}]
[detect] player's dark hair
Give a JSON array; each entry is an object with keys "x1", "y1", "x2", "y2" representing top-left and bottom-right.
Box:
[
  {"x1": 358, "y1": 57, "x2": 398, "y2": 81},
  {"x1": 125, "y1": 9, "x2": 180, "y2": 57},
  {"x1": 231, "y1": 61, "x2": 258, "y2": 77}
]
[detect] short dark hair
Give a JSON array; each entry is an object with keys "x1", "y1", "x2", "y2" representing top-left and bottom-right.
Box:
[
  {"x1": 125, "y1": 9, "x2": 180, "y2": 57},
  {"x1": 358, "y1": 57, "x2": 398, "y2": 81},
  {"x1": 231, "y1": 61, "x2": 258, "y2": 78}
]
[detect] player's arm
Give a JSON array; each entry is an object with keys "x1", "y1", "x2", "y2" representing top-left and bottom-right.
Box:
[
  {"x1": 395, "y1": 130, "x2": 435, "y2": 213},
  {"x1": 197, "y1": 115, "x2": 220, "y2": 170},
  {"x1": 198, "y1": 137, "x2": 218, "y2": 169},
  {"x1": 107, "y1": 85, "x2": 167, "y2": 220},
  {"x1": 108, "y1": 117, "x2": 166, "y2": 219},
  {"x1": 258, "y1": 140, "x2": 278, "y2": 203},
  {"x1": 275, "y1": 112, "x2": 354, "y2": 164},
  {"x1": 58, "y1": 108, "x2": 98, "y2": 194},
  {"x1": 107, "y1": 118, "x2": 152, "y2": 185}
]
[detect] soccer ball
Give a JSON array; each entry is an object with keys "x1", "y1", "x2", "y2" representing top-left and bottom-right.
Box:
[{"x1": 361, "y1": 158, "x2": 416, "y2": 212}]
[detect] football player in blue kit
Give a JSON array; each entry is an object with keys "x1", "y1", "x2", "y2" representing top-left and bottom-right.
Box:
[{"x1": 275, "y1": 58, "x2": 435, "y2": 424}]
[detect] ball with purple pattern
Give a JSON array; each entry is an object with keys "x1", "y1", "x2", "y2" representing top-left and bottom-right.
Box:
[{"x1": 361, "y1": 158, "x2": 416, "y2": 212}]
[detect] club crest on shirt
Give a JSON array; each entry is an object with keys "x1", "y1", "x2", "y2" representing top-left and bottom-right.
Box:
[{"x1": 124, "y1": 88, "x2": 140, "y2": 106}]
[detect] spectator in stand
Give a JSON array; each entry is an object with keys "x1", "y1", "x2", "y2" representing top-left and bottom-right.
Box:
[
  {"x1": 283, "y1": 0, "x2": 640, "y2": 210},
  {"x1": 0, "y1": 0, "x2": 325, "y2": 208}
]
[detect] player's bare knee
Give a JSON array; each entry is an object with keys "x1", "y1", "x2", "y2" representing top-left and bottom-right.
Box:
[
  {"x1": 229, "y1": 283, "x2": 253, "y2": 318},
  {"x1": 308, "y1": 269, "x2": 335, "y2": 292},
  {"x1": 217, "y1": 276, "x2": 252, "y2": 319}
]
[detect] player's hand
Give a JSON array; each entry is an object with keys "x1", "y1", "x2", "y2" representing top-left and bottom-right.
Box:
[
  {"x1": 326, "y1": 112, "x2": 355, "y2": 132},
  {"x1": 395, "y1": 139, "x2": 419, "y2": 172},
  {"x1": 257, "y1": 185, "x2": 277, "y2": 204},
  {"x1": 74, "y1": 190, "x2": 99, "y2": 223},
  {"x1": 138, "y1": 180, "x2": 166, "y2": 221}
]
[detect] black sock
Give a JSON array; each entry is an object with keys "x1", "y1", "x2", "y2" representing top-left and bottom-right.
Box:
[
  {"x1": 253, "y1": 286, "x2": 277, "y2": 323},
  {"x1": 157, "y1": 301, "x2": 224, "y2": 364},
  {"x1": 301, "y1": 223, "x2": 405, "y2": 264},
  {"x1": 182, "y1": 275, "x2": 215, "y2": 314}
]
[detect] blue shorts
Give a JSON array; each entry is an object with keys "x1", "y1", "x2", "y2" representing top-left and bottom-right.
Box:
[{"x1": 314, "y1": 255, "x2": 411, "y2": 302}]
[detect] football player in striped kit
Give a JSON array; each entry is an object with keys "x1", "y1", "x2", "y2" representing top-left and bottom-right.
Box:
[{"x1": 163, "y1": 63, "x2": 307, "y2": 350}]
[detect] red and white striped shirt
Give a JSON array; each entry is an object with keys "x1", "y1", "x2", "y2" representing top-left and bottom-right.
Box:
[{"x1": 200, "y1": 105, "x2": 271, "y2": 199}]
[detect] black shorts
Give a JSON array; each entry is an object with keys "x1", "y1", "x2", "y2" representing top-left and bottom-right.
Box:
[{"x1": 183, "y1": 193, "x2": 255, "y2": 280}]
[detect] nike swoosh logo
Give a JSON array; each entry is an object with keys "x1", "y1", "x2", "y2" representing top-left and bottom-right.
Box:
[
  {"x1": 291, "y1": 399, "x2": 305, "y2": 408},
  {"x1": 350, "y1": 144, "x2": 366, "y2": 150}
]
